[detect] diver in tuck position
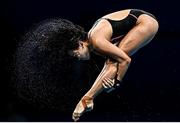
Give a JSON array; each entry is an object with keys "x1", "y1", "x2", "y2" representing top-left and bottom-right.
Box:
[{"x1": 67, "y1": 9, "x2": 159, "y2": 121}]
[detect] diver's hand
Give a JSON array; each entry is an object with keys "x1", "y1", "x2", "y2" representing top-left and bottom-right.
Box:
[
  {"x1": 102, "y1": 77, "x2": 116, "y2": 93},
  {"x1": 102, "y1": 77, "x2": 120, "y2": 93}
]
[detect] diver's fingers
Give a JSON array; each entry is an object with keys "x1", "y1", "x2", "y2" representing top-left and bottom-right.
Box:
[
  {"x1": 105, "y1": 78, "x2": 114, "y2": 87},
  {"x1": 103, "y1": 79, "x2": 112, "y2": 88},
  {"x1": 106, "y1": 78, "x2": 115, "y2": 86},
  {"x1": 102, "y1": 82, "x2": 108, "y2": 88}
]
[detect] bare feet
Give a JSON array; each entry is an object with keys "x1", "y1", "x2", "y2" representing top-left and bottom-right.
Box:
[{"x1": 72, "y1": 96, "x2": 94, "y2": 121}]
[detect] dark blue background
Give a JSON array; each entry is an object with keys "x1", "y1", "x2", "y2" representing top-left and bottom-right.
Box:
[{"x1": 1, "y1": 0, "x2": 180, "y2": 121}]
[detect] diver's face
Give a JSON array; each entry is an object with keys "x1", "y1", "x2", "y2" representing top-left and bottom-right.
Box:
[{"x1": 69, "y1": 41, "x2": 90, "y2": 60}]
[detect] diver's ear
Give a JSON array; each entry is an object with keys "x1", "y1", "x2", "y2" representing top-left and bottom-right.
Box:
[{"x1": 78, "y1": 41, "x2": 84, "y2": 48}]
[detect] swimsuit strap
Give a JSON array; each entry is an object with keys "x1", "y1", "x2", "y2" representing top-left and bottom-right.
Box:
[{"x1": 129, "y1": 13, "x2": 138, "y2": 19}]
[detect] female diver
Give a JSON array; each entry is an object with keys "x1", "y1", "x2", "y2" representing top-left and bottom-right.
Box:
[{"x1": 68, "y1": 9, "x2": 159, "y2": 121}]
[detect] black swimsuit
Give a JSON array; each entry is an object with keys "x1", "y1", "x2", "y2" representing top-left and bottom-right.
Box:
[{"x1": 88, "y1": 9, "x2": 156, "y2": 42}]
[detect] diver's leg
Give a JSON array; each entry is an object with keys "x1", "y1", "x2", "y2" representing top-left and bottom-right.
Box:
[
  {"x1": 84, "y1": 59, "x2": 117, "y2": 98},
  {"x1": 116, "y1": 15, "x2": 159, "y2": 81},
  {"x1": 118, "y1": 15, "x2": 159, "y2": 56},
  {"x1": 72, "y1": 59, "x2": 117, "y2": 121}
]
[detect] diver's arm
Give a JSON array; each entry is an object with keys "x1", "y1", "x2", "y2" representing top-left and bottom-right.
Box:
[
  {"x1": 92, "y1": 38, "x2": 131, "y2": 64},
  {"x1": 92, "y1": 38, "x2": 131, "y2": 81}
]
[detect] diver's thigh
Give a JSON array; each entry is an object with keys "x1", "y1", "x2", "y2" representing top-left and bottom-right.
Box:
[{"x1": 118, "y1": 23, "x2": 157, "y2": 56}]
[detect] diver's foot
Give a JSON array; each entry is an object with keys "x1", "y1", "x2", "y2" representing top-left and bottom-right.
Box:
[{"x1": 72, "y1": 96, "x2": 94, "y2": 121}]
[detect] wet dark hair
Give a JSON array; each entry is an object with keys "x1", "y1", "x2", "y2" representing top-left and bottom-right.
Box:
[
  {"x1": 11, "y1": 18, "x2": 96, "y2": 114},
  {"x1": 31, "y1": 18, "x2": 88, "y2": 54}
]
